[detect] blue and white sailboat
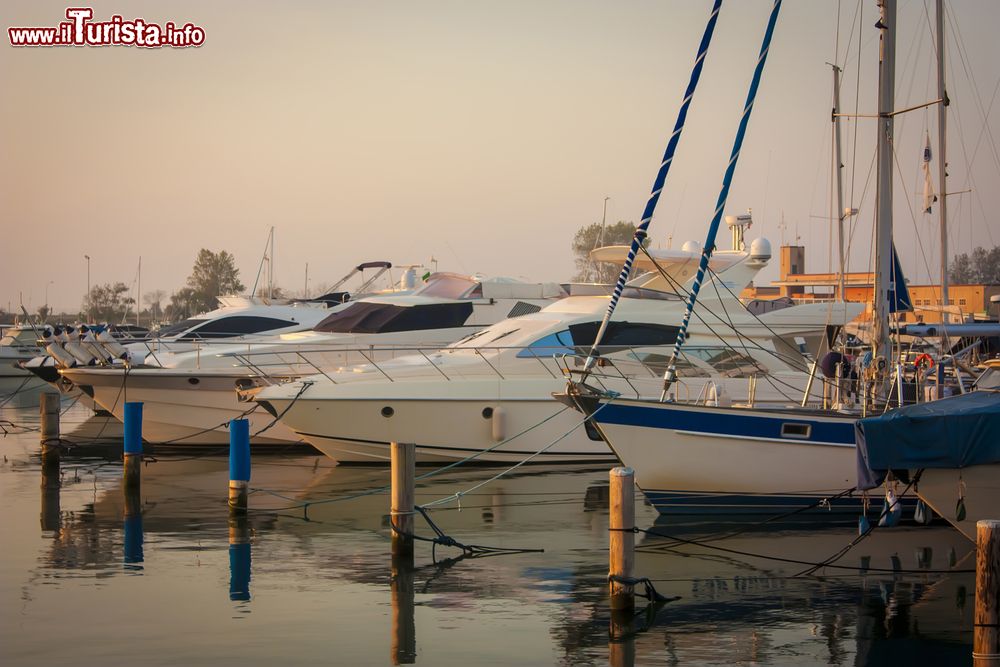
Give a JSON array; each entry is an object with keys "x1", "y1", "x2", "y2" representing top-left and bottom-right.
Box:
[{"x1": 561, "y1": 0, "x2": 921, "y2": 515}]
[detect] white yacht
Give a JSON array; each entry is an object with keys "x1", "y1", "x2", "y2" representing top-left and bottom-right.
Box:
[
  {"x1": 254, "y1": 241, "x2": 864, "y2": 464},
  {"x1": 0, "y1": 324, "x2": 51, "y2": 402},
  {"x1": 60, "y1": 274, "x2": 566, "y2": 446},
  {"x1": 26, "y1": 261, "x2": 408, "y2": 403}
]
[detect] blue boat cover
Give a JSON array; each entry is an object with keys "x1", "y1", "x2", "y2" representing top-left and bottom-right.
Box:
[{"x1": 855, "y1": 391, "x2": 1000, "y2": 489}]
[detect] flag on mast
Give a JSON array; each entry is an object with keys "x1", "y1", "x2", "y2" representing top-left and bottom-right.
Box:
[{"x1": 922, "y1": 131, "x2": 937, "y2": 214}]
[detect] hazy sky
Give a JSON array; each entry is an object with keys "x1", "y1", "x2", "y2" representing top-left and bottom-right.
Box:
[{"x1": 3, "y1": 1, "x2": 999, "y2": 314}]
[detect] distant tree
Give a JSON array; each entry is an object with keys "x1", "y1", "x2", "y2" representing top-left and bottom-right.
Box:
[
  {"x1": 36, "y1": 305, "x2": 51, "y2": 322},
  {"x1": 571, "y1": 220, "x2": 638, "y2": 282},
  {"x1": 86, "y1": 282, "x2": 131, "y2": 322},
  {"x1": 950, "y1": 245, "x2": 1000, "y2": 284},
  {"x1": 143, "y1": 289, "x2": 167, "y2": 321},
  {"x1": 165, "y1": 287, "x2": 197, "y2": 321},
  {"x1": 184, "y1": 249, "x2": 245, "y2": 314},
  {"x1": 255, "y1": 285, "x2": 287, "y2": 300}
]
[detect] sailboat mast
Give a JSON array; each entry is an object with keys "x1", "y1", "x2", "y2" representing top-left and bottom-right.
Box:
[
  {"x1": 936, "y1": 0, "x2": 949, "y2": 313},
  {"x1": 831, "y1": 64, "x2": 846, "y2": 302},
  {"x1": 872, "y1": 0, "x2": 896, "y2": 367}
]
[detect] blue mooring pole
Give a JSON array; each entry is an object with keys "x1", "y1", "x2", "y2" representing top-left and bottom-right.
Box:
[
  {"x1": 229, "y1": 418, "x2": 251, "y2": 513},
  {"x1": 123, "y1": 401, "x2": 143, "y2": 491}
]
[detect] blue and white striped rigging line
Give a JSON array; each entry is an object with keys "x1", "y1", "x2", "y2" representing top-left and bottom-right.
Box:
[
  {"x1": 581, "y1": 0, "x2": 723, "y2": 374},
  {"x1": 660, "y1": 0, "x2": 782, "y2": 400}
]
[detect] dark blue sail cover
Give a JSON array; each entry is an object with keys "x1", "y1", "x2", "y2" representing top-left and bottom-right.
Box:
[{"x1": 856, "y1": 391, "x2": 1000, "y2": 489}]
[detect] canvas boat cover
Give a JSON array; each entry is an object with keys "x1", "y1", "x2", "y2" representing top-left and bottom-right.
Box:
[{"x1": 855, "y1": 390, "x2": 1000, "y2": 489}]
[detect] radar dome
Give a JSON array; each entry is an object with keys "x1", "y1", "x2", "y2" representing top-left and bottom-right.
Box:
[{"x1": 749, "y1": 237, "x2": 772, "y2": 261}]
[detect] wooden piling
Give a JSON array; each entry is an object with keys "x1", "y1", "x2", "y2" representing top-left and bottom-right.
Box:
[
  {"x1": 123, "y1": 402, "x2": 143, "y2": 491},
  {"x1": 609, "y1": 466, "x2": 635, "y2": 613},
  {"x1": 229, "y1": 419, "x2": 251, "y2": 514},
  {"x1": 391, "y1": 554, "x2": 416, "y2": 665},
  {"x1": 975, "y1": 520, "x2": 1000, "y2": 665},
  {"x1": 39, "y1": 392, "x2": 61, "y2": 473},
  {"x1": 391, "y1": 442, "x2": 415, "y2": 558}
]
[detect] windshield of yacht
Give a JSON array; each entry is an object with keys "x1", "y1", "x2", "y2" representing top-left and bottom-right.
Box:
[
  {"x1": 516, "y1": 321, "x2": 681, "y2": 357},
  {"x1": 176, "y1": 316, "x2": 299, "y2": 340},
  {"x1": 412, "y1": 274, "x2": 482, "y2": 299},
  {"x1": 312, "y1": 301, "x2": 474, "y2": 334},
  {"x1": 155, "y1": 319, "x2": 207, "y2": 338},
  {"x1": 976, "y1": 366, "x2": 1000, "y2": 391}
]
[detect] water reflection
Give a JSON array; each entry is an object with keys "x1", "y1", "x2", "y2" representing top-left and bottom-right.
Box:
[
  {"x1": 228, "y1": 515, "x2": 251, "y2": 602},
  {"x1": 123, "y1": 488, "x2": 143, "y2": 567},
  {"x1": 3, "y1": 413, "x2": 979, "y2": 665},
  {"x1": 391, "y1": 553, "x2": 416, "y2": 664}
]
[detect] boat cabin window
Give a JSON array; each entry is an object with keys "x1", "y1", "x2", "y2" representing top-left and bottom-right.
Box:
[
  {"x1": 568, "y1": 321, "x2": 680, "y2": 349},
  {"x1": 516, "y1": 322, "x2": 681, "y2": 359},
  {"x1": 975, "y1": 367, "x2": 1000, "y2": 391},
  {"x1": 633, "y1": 352, "x2": 710, "y2": 377},
  {"x1": 179, "y1": 316, "x2": 298, "y2": 340},
  {"x1": 685, "y1": 347, "x2": 764, "y2": 378},
  {"x1": 516, "y1": 330, "x2": 576, "y2": 358},
  {"x1": 413, "y1": 274, "x2": 481, "y2": 299},
  {"x1": 312, "y1": 301, "x2": 474, "y2": 334},
  {"x1": 156, "y1": 319, "x2": 207, "y2": 338},
  {"x1": 780, "y1": 422, "x2": 811, "y2": 439}
]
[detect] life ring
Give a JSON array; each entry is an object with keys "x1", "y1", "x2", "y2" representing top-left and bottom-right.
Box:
[{"x1": 914, "y1": 353, "x2": 935, "y2": 370}]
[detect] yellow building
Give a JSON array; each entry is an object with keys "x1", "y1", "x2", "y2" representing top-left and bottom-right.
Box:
[{"x1": 741, "y1": 245, "x2": 1000, "y2": 323}]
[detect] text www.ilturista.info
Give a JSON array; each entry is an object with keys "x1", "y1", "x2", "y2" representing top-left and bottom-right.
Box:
[{"x1": 9, "y1": 7, "x2": 204, "y2": 48}]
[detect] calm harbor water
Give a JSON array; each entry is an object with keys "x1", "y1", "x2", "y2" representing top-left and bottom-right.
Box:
[{"x1": 0, "y1": 401, "x2": 978, "y2": 666}]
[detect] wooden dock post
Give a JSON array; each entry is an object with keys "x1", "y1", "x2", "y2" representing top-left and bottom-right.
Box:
[
  {"x1": 228, "y1": 419, "x2": 251, "y2": 513},
  {"x1": 609, "y1": 466, "x2": 635, "y2": 613},
  {"x1": 123, "y1": 402, "x2": 143, "y2": 491},
  {"x1": 391, "y1": 442, "x2": 415, "y2": 559},
  {"x1": 390, "y1": 553, "x2": 416, "y2": 664},
  {"x1": 975, "y1": 520, "x2": 1000, "y2": 665},
  {"x1": 39, "y1": 392, "x2": 61, "y2": 473}
]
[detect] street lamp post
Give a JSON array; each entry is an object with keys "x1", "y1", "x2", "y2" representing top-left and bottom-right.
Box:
[
  {"x1": 44, "y1": 280, "x2": 53, "y2": 320},
  {"x1": 84, "y1": 254, "x2": 91, "y2": 322}
]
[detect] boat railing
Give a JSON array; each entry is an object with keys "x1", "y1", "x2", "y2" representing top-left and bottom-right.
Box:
[{"x1": 219, "y1": 343, "x2": 670, "y2": 390}]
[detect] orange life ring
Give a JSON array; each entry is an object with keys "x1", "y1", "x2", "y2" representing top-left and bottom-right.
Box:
[{"x1": 914, "y1": 353, "x2": 935, "y2": 370}]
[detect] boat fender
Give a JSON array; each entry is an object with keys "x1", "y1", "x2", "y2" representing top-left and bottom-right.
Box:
[
  {"x1": 913, "y1": 499, "x2": 933, "y2": 525},
  {"x1": 491, "y1": 406, "x2": 505, "y2": 442},
  {"x1": 858, "y1": 515, "x2": 870, "y2": 535},
  {"x1": 127, "y1": 350, "x2": 146, "y2": 366},
  {"x1": 956, "y1": 478, "x2": 967, "y2": 521},
  {"x1": 64, "y1": 339, "x2": 97, "y2": 365},
  {"x1": 96, "y1": 330, "x2": 129, "y2": 360},
  {"x1": 878, "y1": 488, "x2": 902, "y2": 527},
  {"x1": 46, "y1": 343, "x2": 78, "y2": 368},
  {"x1": 82, "y1": 332, "x2": 112, "y2": 364}
]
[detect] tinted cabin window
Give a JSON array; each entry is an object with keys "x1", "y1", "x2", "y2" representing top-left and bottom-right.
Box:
[
  {"x1": 179, "y1": 316, "x2": 297, "y2": 340},
  {"x1": 568, "y1": 321, "x2": 680, "y2": 349},
  {"x1": 312, "y1": 302, "x2": 474, "y2": 334},
  {"x1": 157, "y1": 319, "x2": 207, "y2": 338},
  {"x1": 516, "y1": 322, "x2": 680, "y2": 359},
  {"x1": 516, "y1": 330, "x2": 576, "y2": 358}
]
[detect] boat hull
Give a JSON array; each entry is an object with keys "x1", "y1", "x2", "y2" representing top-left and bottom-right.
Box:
[
  {"x1": 62, "y1": 368, "x2": 304, "y2": 447},
  {"x1": 909, "y1": 465, "x2": 998, "y2": 541},
  {"x1": 259, "y1": 377, "x2": 618, "y2": 464},
  {"x1": 586, "y1": 398, "x2": 873, "y2": 515}
]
